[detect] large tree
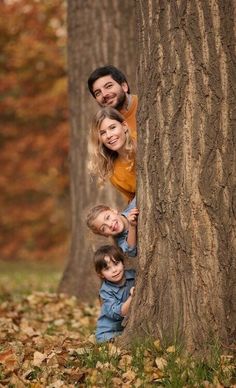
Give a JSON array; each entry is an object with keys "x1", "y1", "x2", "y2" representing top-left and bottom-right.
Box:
[
  {"x1": 59, "y1": 1, "x2": 136, "y2": 299},
  {"x1": 123, "y1": 0, "x2": 236, "y2": 351}
]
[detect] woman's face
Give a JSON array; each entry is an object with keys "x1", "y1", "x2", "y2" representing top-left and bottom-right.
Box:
[{"x1": 98, "y1": 117, "x2": 128, "y2": 153}]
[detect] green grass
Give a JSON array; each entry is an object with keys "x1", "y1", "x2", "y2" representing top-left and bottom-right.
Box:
[
  {"x1": 74, "y1": 343, "x2": 120, "y2": 369},
  {"x1": 0, "y1": 260, "x2": 64, "y2": 297},
  {"x1": 69, "y1": 339, "x2": 236, "y2": 387}
]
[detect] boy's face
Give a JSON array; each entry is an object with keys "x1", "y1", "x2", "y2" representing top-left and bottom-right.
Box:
[
  {"x1": 100, "y1": 255, "x2": 124, "y2": 284},
  {"x1": 93, "y1": 209, "x2": 125, "y2": 236}
]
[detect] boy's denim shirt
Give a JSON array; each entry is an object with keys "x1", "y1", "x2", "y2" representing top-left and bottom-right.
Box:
[
  {"x1": 96, "y1": 269, "x2": 136, "y2": 342},
  {"x1": 114, "y1": 197, "x2": 137, "y2": 257}
]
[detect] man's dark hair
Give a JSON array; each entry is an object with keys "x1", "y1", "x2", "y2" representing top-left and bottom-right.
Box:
[{"x1": 88, "y1": 65, "x2": 130, "y2": 96}]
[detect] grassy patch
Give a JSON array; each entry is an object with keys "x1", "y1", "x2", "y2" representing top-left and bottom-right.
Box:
[
  {"x1": 0, "y1": 260, "x2": 64, "y2": 297},
  {"x1": 69, "y1": 339, "x2": 235, "y2": 387}
]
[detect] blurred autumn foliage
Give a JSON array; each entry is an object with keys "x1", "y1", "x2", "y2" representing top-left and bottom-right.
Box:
[{"x1": 0, "y1": 0, "x2": 69, "y2": 262}]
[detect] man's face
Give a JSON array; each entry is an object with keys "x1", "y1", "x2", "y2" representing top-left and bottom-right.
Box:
[
  {"x1": 92, "y1": 75, "x2": 128, "y2": 110},
  {"x1": 93, "y1": 209, "x2": 125, "y2": 236}
]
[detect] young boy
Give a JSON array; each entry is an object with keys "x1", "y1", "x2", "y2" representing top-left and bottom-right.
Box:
[
  {"x1": 94, "y1": 245, "x2": 135, "y2": 343},
  {"x1": 86, "y1": 197, "x2": 139, "y2": 257}
]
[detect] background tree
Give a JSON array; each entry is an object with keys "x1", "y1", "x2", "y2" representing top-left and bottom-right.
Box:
[
  {"x1": 59, "y1": 1, "x2": 137, "y2": 299},
  {"x1": 123, "y1": 0, "x2": 236, "y2": 351},
  {"x1": 0, "y1": 0, "x2": 69, "y2": 262}
]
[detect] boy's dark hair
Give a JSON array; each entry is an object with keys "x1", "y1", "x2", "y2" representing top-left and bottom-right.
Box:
[
  {"x1": 88, "y1": 65, "x2": 130, "y2": 97},
  {"x1": 94, "y1": 245, "x2": 125, "y2": 275}
]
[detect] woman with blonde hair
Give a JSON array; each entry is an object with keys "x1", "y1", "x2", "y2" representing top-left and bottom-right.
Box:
[{"x1": 89, "y1": 107, "x2": 136, "y2": 202}]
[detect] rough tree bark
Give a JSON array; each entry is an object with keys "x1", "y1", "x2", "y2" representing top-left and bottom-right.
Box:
[
  {"x1": 123, "y1": 0, "x2": 236, "y2": 351},
  {"x1": 59, "y1": 1, "x2": 136, "y2": 300}
]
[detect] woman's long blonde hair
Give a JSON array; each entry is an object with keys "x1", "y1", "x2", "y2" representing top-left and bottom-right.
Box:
[{"x1": 88, "y1": 107, "x2": 136, "y2": 184}]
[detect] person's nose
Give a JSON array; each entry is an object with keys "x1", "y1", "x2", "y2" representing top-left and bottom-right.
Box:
[
  {"x1": 101, "y1": 88, "x2": 109, "y2": 98},
  {"x1": 107, "y1": 219, "x2": 113, "y2": 229},
  {"x1": 106, "y1": 130, "x2": 112, "y2": 139}
]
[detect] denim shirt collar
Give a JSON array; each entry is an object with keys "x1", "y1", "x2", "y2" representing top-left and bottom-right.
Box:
[{"x1": 101, "y1": 269, "x2": 135, "y2": 294}]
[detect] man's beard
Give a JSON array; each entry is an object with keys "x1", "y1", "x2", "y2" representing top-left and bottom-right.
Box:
[
  {"x1": 101, "y1": 91, "x2": 127, "y2": 110},
  {"x1": 113, "y1": 92, "x2": 126, "y2": 110}
]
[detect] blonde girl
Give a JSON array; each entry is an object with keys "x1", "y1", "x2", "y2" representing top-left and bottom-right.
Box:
[{"x1": 89, "y1": 107, "x2": 136, "y2": 202}]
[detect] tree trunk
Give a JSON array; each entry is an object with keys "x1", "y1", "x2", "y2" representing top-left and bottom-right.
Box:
[
  {"x1": 124, "y1": 0, "x2": 236, "y2": 352},
  {"x1": 59, "y1": 1, "x2": 136, "y2": 300}
]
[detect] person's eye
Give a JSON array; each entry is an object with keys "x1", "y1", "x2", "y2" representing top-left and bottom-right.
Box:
[
  {"x1": 100, "y1": 131, "x2": 106, "y2": 136},
  {"x1": 94, "y1": 91, "x2": 101, "y2": 97},
  {"x1": 110, "y1": 125, "x2": 116, "y2": 130},
  {"x1": 105, "y1": 83, "x2": 113, "y2": 89}
]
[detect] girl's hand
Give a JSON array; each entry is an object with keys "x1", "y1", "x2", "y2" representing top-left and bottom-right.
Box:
[{"x1": 127, "y1": 208, "x2": 139, "y2": 226}]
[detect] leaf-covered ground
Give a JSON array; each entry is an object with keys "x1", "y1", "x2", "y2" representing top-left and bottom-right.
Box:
[
  {"x1": 0, "y1": 291, "x2": 98, "y2": 387},
  {"x1": 0, "y1": 261, "x2": 235, "y2": 387}
]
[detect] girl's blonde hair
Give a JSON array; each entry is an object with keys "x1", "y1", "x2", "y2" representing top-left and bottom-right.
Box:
[{"x1": 88, "y1": 107, "x2": 135, "y2": 184}]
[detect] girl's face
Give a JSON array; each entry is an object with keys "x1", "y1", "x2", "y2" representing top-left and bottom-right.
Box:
[
  {"x1": 99, "y1": 117, "x2": 128, "y2": 154},
  {"x1": 93, "y1": 209, "x2": 126, "y2": 236}
]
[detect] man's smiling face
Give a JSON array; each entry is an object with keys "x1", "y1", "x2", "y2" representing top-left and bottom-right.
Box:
[{"x1": 92, "y1": 75, "x2": 128, "y2": 110}]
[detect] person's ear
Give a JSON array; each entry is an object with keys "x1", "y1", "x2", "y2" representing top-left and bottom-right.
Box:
[
  {"x1": 98, "y1": 273, "x2": 105, "y2": 279},
  {"x1": 122, "y1": 121, "x2": 129, "y2": 133},
  {"x1": 121, "y1": 82, "x2": 129, "y2": 93}
]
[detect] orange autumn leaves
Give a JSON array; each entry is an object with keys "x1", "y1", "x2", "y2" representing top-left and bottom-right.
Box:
[
  {"x1": 0, "y1": 292, "x2": 235, "y2": 387},
  {"x1": 0, "y1": 292, "x2": 98, "y2": 386},
  {"x1": 0, "y1": 0, "x2": 69, "y2": 262}
]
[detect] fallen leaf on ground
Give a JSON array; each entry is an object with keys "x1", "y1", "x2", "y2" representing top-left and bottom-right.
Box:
[
  {"x1": 33, "y1": 351, "x2": 47, "y2": 366},
  {"x1": 155, "y1": 356, "x2": 167, "y2": 370}
]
